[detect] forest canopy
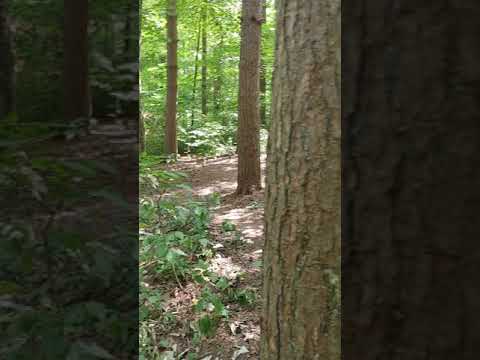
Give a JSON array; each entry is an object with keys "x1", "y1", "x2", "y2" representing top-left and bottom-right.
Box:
[{"x1": 140, "y1": 0, "x2": 275, "y2": 156}]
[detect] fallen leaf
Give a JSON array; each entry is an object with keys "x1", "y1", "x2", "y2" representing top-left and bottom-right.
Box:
[{"x1": 232, "y1": 346, "x2": 249, "y2": 360}]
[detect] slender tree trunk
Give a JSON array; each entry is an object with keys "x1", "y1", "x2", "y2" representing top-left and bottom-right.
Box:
[
  {"x1": 191, "y1": 22, "x2": 201, "y2": 127},
  {"x1": 236, "y1": 0, "x2": 263, "y2": 195},
  {"x1": 213, "y1": 34, "x2": 224, "y2": 117},
  {"x1": 201, "y1": 4, "x2": 208, "y2": 117},
  {"x1": 64, "y1": 0, "x2": 90, "y2": 121},
  {"x1": 0, "y1": 0, "x2": 14, "y2": 120},
  {"x1": 259, "y1": 0, "x2": 267, "y2": 126},
  {"x1": 261, "y1": 0, "x2": 341, "y2": 359},
  {"x1": 259, "y1": 58, "x2": 266, "y2": 126},
  {"x1": 164, "y1": 0, "x2": 178, "y2": 155},
  {"x1": 342, "y1": 2, "x2": 480, "y2": 359}
]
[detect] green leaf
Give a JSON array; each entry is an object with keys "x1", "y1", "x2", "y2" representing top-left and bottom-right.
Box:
[{"x1": 198, "y1": 315, "x2": 217, "y2": 338}]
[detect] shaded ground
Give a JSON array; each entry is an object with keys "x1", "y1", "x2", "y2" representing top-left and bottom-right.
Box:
[{"x1": 166, "y1": 154, "x2": 266, "y2": 359}]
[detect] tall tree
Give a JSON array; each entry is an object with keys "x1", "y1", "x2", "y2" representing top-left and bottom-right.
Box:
[
  {"x1": 191, "y1": 21, "x2": 201, "y2": 127},
  {"x1": 261, "y1": 0, "x2": 341, "y2": 359},
  {"x1": 259, "y1": 0, "x2": 267, "y2": 126},
  {"x1": 164, "y1": 0, "x2": 178, "y2": 155},
  {"x1": 64, "y1": 0, "x2": 90, "y2": 121},
  {"x1": 201, "y1": 2, "x2": 208, "y2": 117},
  {"x1": 259, "y1": 58, "x2": 266, "y2": 126},
  {"x1": 0, "y1": 0, "x2": 14, "y2": 120},
  {"x1": 236, "y1": 0, "x2": 263, "y2": 195},
  {"x1": 342, "y1": 2, "x2": 480, "y2": 359},
  {"x1": 213, "y1": 32, "x2": 224, "y2": 117}
]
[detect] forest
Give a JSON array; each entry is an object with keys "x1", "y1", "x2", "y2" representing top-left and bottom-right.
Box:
[
  {"x1": 2, "y1": 0, "x2": 476, "y2": 359},
  {"x1": 1, "y1": 0, "x2": 339, "y2": 358},
  {"x1": 140, "y1": 0, "x2": 340, "y2": 359}
]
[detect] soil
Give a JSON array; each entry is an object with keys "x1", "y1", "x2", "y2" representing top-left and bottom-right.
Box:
[{"x1": 164, "y1": 154, "x2": 266, "y2": 360}]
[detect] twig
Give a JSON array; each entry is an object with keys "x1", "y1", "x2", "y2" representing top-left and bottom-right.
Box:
[{"x1": 171, "y1": 264, "x2": 184, "y2": 289}]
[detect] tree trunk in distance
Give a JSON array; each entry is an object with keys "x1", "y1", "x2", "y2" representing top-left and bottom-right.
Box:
[
  {"x1": 164, "y1": 0, "x2": 178, "y2": 156},
  {"x1": 64, "y1": 0, "x2": 90, "y2": 122},
  {"x1": 236, "y1": 0, "x2": 263, "y2": 195},
  {"x1": 213, "y1": 33, "x2": 224, "y2": 117},
  {"x1": 259, "y1": 58, "x2": 266, "y2": 126},
  {"x1": 0, "y1": 0, "x2": 14, "y2": 120},
  {"x1": 201, "y1": 4, "x2": 208, "y2": 117},
  {"x1": 261, "y1": 0, "x2": 341, "y2": 359},
  {"x1": 191, "y1": 21, "x2": 201, "y2": 127},
  {"x1": 259, "y1": 0, "x2": 267, "y2": 126}
]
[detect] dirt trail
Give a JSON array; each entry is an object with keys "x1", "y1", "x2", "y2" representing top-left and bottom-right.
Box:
[{"x1": 171, "y1": 154, "x2": 266, "y2": 359}]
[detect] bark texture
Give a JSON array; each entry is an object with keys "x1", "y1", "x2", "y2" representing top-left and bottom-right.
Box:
[
  {"x1": 342, "y1": 1, "x2": 480, "y2": 359},
  {"x1": 0, "y1": 0, "x2": 14, "y2": 120},
  {"x1": 261, "y1": 0, "x2": 341, "y2": 359},
  {"x1": 64, "y1": 0, "x2": 90, "y2": 121},
  {"x1": 236, "y1": 0, "x2": 263, "y2": 195},
  {"x1": 164, "y1": 0, "x2": 178, "y2": 155}
]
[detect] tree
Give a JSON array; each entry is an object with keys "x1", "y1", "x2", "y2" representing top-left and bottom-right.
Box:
[
  {"x1": 236, "y1": 0, "x2": 263, "y2": 195},
  {"x1": 0, "y1": 0, "x2": 14, "y2": 120},
  {"x1": 201, "y1": 1, "x2": 208, "y2": 117},
  {"x1": 342, "y1": 2, "x2": 480, "y2": 359},
  {"x1": 191, "y1": 21, "x2": 201, "y2": 127},
  {"x1": 259, "y1": 58, "x2": 266, "y2": 126},
  {"x1": 164, "y1": 0, "x2": 178, "y2": 155},
  {"x1": 64, "y1": 0, "x2": 91, "y2": 121},
  {"x1": 261, "y1": 0, "x2": 340, "y2": 359},
  {"x1": 259, "y1": 1, "x2": 267, "y2": 126}
]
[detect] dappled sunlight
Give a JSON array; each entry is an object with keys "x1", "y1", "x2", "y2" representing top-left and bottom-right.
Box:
[
  {"x1": 209, "y1": 254, "x2": 243, "y2": 280},
  {"x1": 194, "y1": 180, "x2": 237, "y2": 196}
]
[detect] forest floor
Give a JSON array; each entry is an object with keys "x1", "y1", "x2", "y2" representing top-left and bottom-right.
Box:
[{"x1": 161, "y1": 154, "x2": 266, "y2": 360}]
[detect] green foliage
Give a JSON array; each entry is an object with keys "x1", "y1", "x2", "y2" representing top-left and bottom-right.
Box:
[
  {"x1": 139, "y1": 165, "x2": 256, "y2": 357},
  {"x1": 141, "y1": 0, "x2": 276, "y2": 156},
  {"x1": 11, "y1": 0, "x2": 138, "y2": 122},
  {"x1": 221, "y1": 220, "x2": 236, "y2": 232},
  {"x1": 0, "y1": 126, "x2": 136, "y2": 358}
]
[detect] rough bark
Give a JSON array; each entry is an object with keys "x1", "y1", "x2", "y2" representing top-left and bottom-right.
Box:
[
  {"x1": 164, "y1": 0, "x2": 178, "y2": 155},
  {"x1": 64, "y1": 0, "x2": 90, "y2": 121},
  {"x1": 236, "y1": 0, "x2": 263, "y2": 195},
  {"x1": 342, "y1": 1, "x2": 480, "y2": 359},
  {"x1": 201, "y1": 4, "x2": 208, "y2": 117},
  {"x1": 261, "y1": 1, "x2": 341, "y2": 359},
  {"x1": 0, "y1": 0, "x2": 14, "y2": 120}
]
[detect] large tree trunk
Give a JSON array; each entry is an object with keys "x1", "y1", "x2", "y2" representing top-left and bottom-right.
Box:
[
  {"x1": 164, "y1": 0, "x2": 178, "y2": 156},
  {"x1": 201, "y1": 4, "x2": 208, "y2": 117},
  {"x1": 64, "y1": 0, "x2": 90, "y2": 122},
  {"x1": 342, "y1": 2, "x2": 480, "y2": 359},
  {"x1": 0, "y1": 0, "x2": 14, "y2": 120},
  {"x1": 261, "y1": 0, "x2": 341, "y2": 359},
  {"x1": 236, "y1": 0, "x2": 263, "y2": 195}
]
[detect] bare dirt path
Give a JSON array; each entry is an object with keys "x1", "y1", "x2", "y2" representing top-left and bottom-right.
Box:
[{"x1": 171, "y1": 154, "x2": 266, "y2": 359}]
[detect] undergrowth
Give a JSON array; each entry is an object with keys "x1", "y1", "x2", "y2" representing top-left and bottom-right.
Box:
[{"x1": 139, "y1": 157, "x2": 256, "y2": 360}]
